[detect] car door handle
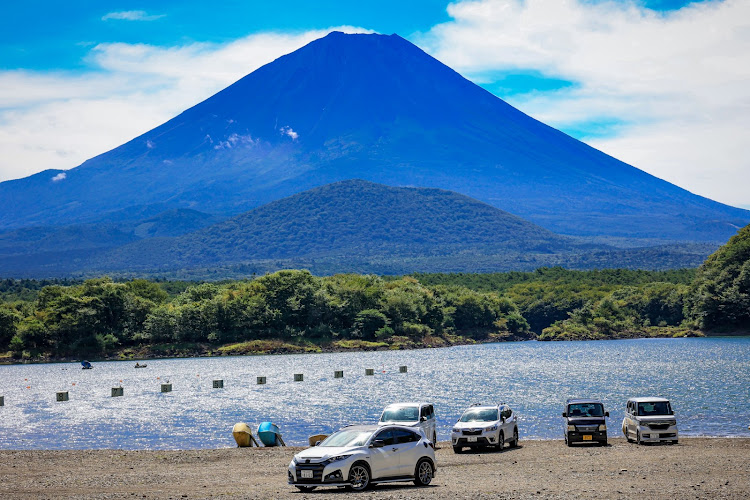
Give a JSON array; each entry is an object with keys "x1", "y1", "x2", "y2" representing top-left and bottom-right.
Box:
[{"x1": 391, "y1": 447, "x2": 399, "y2": 452}]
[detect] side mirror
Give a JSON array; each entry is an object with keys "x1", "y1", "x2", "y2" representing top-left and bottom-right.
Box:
[
  {"x1": 420, "y1": 416, "x2": 427, "y2": 422},
  {"x1": 604, "y1": 411, "x2": 609, "y2": 417},
  {"x1": 370, "y1": 439, "x2": 385, "y2": 448},
  {"x1": 314, "y1": 441, "x2": 321, "y2": 446},
  {"x1": 562, "y1": 412, "x2": 567, "y2": 418}
]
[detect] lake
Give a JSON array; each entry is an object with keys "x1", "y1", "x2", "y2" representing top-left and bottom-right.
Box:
[{"x1": 1, "y1": 337, "x2": 748, "y2": 450}]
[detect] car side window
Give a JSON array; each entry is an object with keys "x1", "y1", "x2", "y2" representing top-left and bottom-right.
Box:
[
  {"x1": 420, "y1": 406, "x2": 428, "y2": 419},
  {"x1": 393, "y1": 429, "x2": 419, "y2": 444},
  {"x1": 375, "y1": 429, "x2": 395, "y2": 446},
  {"x1": 427, "y1": 405, "x2": 434, "y2": 419}
]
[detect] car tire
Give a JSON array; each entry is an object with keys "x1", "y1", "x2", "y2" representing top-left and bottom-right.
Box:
[
  {"x1": 453, "y1": 446, "x2": 462, "y2": 454},
  {"x1": 413, "y1": 458, "x2": 434, "y2": 486},
  {"x1": 636, "y1": 430, "x2": 642, "y2": 445},
  {"x1": 600, "y1": 439, "x2": 608, "y2": 447},
  {"x1": 510, "y1": 428, "x2": 519, "y2": 448},
  {"x1": 432, "y1": 431, "x2": 437, "y2": 445},
  {"x1": 295, "y1": 486, "x2": 316, "y2": 492},
  {"x1": 346, "y1": 462, "x2": 371, "y2": 492},
  {"x1": 566, "y1": 434, "x2": 573, "y2": 447},
  {"x1": 672, "y1": 440, "x2": 679, "y2": 445},
  {"x1": 497, "y1": 431, "x2": 504, "y2": 451}
]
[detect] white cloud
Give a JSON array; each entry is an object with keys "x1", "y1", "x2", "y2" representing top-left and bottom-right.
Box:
[
  {"x1": 51, "y1": 172, "x2": 66, "y2": 182},
  {"x1": 102, "y1": 11, "x2": 165, "y2": 22},
  {"x1": 280, "y1": 126, "x2": 299, "y2": 140},
  {"x1": 0, "y1": 27, "x2": 368, "y2": 183},
  {"x1": 418, "y1": 0, "x2": 750, "y2": 208}
]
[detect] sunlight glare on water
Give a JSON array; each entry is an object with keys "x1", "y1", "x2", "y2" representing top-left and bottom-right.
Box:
[{"x1": 0, "y1": 337, "x2": 748, "y2": 449}]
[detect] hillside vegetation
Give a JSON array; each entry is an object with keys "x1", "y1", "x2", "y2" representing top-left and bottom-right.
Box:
[{"x1": 2, "y1": 224, "x2": 747, "y2": 361}]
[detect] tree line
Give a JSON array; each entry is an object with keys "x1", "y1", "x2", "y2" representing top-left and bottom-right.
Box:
[{"x1": 1, "y1": 223, "x2": 748, "y2": 359}]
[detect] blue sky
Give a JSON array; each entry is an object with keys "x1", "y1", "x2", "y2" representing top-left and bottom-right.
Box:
[{"x1": 1, "y1": 0, "x2": 748, "y2": 208}]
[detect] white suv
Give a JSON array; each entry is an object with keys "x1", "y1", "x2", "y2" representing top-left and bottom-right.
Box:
[
  {"x1": 378, "y1": 402, "x2": 437, "y2": 444},
  {"x1": 622, "y1": 397, "x2": 679, "y2": 444},
  {"x1": 288, "y1": 424, "x2": 436, "y2": 492},
  {"x1": 451, "y1": 404, "x2": 519, "y2": 453}
]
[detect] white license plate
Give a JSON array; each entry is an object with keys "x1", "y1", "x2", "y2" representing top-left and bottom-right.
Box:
[
  {"x1": 467, "y1": 436, "x2": 478, "y2": 442},
  {"x1": 300, "y1": 470, "x2": 313, "y2": 479}
]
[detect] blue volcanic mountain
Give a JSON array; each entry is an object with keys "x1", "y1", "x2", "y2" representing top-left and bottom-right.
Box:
[{"x1": 0, "y1": 31, "x2": 747, "y2": 243}]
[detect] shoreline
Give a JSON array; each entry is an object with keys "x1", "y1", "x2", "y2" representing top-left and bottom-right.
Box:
[
  {"x1": 4, "y1": 330, "x2": 746, "y2": 366},
  {"x1": 2, "y1": 438, "x2": 748, "y2": 498}
]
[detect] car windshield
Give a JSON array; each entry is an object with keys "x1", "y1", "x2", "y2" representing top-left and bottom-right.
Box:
[
  {"x1": 319, "y1": 429, "x2": 374, "y2": 447},
  {"x1": 460, "y1": 408, "x2": 499, "y2": 422},
  {"x1": 567, "y1": 403, "x2": 604, "y2": 417},
  {"x1": 637, "y1": 401, "x2": 672, "y2": 416},
  {"x1": 380, "y1": 406, "x2": 419, "y2": 422}
]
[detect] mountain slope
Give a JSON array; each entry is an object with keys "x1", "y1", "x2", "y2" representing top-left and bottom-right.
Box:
[
  {"x1": 90, "y1": 179, "x2": 584, "y2": 271},
  {"x1": 0, "y1": 32, "x2": 746, "y2": 242}
]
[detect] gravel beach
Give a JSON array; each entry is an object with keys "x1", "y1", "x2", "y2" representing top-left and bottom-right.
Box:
[{"x1": 1, "y1": 438, "x2": 748, "y2": 499}]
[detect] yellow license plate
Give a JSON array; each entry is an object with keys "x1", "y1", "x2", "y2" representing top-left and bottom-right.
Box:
[{"x1": 582, "y1": 435, "x2": 593, "y2": 441}]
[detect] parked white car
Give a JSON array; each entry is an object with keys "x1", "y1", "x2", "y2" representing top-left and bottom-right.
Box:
[
  {"x1": 288, "y1": 424, "x2": 436, "y2": 492},
  {"x1": 451, "y1": 404, "x2": 519, "y2": 453},
  {"x1": 378, "y1": 402, "x2": 437, "y2": 444},
  {"x1": 622, "y1": 397, "x2": 678, "y2": 444}
]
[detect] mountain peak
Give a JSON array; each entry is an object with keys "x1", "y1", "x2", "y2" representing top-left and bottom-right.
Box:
[{"x1": 0, "y1": 31, "x2": 746, "y2": 244}]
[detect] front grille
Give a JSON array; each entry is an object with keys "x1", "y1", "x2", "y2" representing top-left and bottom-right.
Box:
[
  {"x1": 457, "y1": 436, "x2": 490, "y2": 446},
  {"x1": 462, "y1": 429, "x2": 482, "y2": 436},
  {"x1": 295, "y1": 463, "x2": 325, "y2": 483},
  {"x1": 647, "y1": 423, "x2": 670, "y2": 430},
  {"x1": 576, "y1": 425, "x2": 599, "y2": 432}
]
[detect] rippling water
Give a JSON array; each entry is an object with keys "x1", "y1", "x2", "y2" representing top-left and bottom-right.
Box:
[{"x1": 1, "y1": 337, "x2": 748, "y2": 450}]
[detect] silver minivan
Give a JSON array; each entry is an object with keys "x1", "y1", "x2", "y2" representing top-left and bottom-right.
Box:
[
  {"x1": 622, "y1": 397, "x2": 678, "y2": 444},
  {"x1": 378, "y1": 402, "x2": 437, "y2": 444}
]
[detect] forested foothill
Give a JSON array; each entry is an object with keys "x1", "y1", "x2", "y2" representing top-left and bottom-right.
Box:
[{"x1": 1, "y1": 225, "x2": 748, "y2": 362}]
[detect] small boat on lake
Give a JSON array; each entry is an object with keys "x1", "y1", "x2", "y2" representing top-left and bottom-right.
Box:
[
  {"x1": 134, "y1": 362, "x2": 147, "y2": 368},
  {"x1": 81, "y1": 360, "x2": 93, "y2": 370},
  {"x1": 257, "y1": 422, "x2": 285, "y2": 447}
]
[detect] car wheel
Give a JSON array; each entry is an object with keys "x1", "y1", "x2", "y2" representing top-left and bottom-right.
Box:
[
  {"x1": 510, "y1": 428, "x2": 519, "y2": 448},
  {"x1": 497, "y1": 431, "x2": 504, "y2": 451},
  {"x1": 347, "y1": 462, "x2": 371, "y2": 492},
  {"x1": 636, "y1": 430, "x2": 642, "y2": 445},
  {"x1": 624, "y1": 425, "x2": 633, "y2": 443},
  {"x1": 453, "y1": 445, "x2": 462, "y2": 453},
  {"x1": 295, "y1": 486, "x2": 316, "y2": 492},
  {"x1": 413, "y1": 458, "x2": 434, "y2": 486},
  {"x1": 432, "y1": 431, "x2": 437, "y2": 445},
  {"x1": 600, "y1": 439, "x2": 608, "y2": 447},
  {"x1": 673, "y1": 440, "x2": 679, "y2": 445},
  {"x1": 566, "y1": 434, "x2": 573, "y2": 447}
]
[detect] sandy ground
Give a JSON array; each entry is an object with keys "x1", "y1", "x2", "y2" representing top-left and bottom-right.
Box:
[{"x1": 1, "y1": 438, "x2": 748, "y2": 499}]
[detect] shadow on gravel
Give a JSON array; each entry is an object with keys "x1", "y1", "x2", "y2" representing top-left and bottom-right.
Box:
[
  {"x1": 295, "y1": 484, "x2": 438, "y2": 494},
  {"x1": 456, "y1": 444, "x2": 524, "y2": 454}
]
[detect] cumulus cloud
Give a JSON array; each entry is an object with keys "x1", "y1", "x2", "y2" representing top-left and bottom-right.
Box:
[
  {"x1": 0, "y1": 26, "x2": 368, "y2": 183},
  {"x1": 102, "y1": 11, "x2": 165, "y2": 22},
  {"x1": 280, "y1": 126, "x2": 299, "y2": 140},
  {"x1": 51, "y1": 172, "x2": 66, "y2": 182},
  {"x1": 418, "y1": 0, "x2": 750, "y2": 207}
]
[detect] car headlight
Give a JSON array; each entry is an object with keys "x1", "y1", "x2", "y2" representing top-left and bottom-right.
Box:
[
  {"x1": 567, "y1": 425, "x2": 576, "y2": 432},
  {"x1": 486, "y1": 425, "x2": 498, "y2": 432},
  {"x1": 598, "y1": 424, "x2": 607, "y2": 431},
  {"x1": 452, "y1": 427, "x2": 460, "y2": 433},
  {"x1": 321, "y1": 454, "x2": 351, "y2": 466}
]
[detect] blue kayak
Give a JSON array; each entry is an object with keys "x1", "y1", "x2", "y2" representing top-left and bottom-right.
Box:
[
  {"x1": 81, "y1": 360, "x2": 93, "y2": 369},
  {"x1": 257, "y1": 422, "x2": 284, "y2": 447}
]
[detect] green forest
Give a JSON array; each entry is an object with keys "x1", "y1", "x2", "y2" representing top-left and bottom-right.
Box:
[{"x1": 1, "y1": 225, "x2": 748, "y2": 362}]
